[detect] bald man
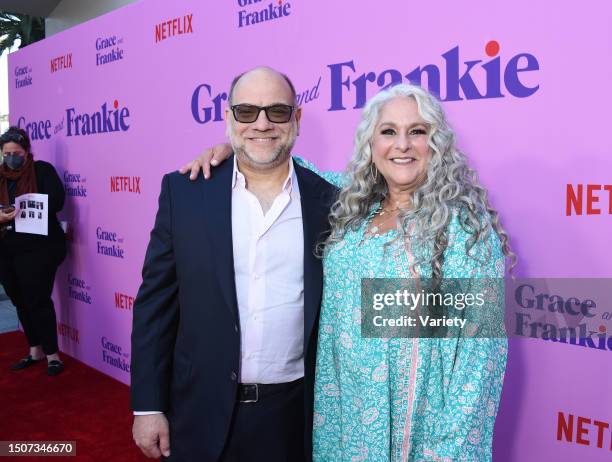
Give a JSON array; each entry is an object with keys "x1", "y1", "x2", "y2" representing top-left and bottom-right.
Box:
[{"x1": 130, "y1": 67, "x2": 338, "y2": 462}]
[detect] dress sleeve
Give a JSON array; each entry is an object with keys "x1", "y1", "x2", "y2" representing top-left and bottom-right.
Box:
[
  {"x1": 293, "y1": 155, "x2": 346, "y2": 188},
  {"x1": 414, "y1": 220, "x2": 508, "y2": 462}
]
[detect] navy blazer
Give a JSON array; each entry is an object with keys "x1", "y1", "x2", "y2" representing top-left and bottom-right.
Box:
[{"x1": 131, "y1": 157, "x2": 338, "y2": 462}]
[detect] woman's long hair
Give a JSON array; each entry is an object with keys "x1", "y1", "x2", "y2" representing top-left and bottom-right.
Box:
[{"x1": 324, "y1": 84, "x2": 516, "y2": 279}]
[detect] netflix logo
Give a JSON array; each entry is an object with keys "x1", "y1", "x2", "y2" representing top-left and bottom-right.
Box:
[
  {"x1": 154, "y1": 14, "x2": 193, "y2": 43},
  {"x1": 557, "y1": 411, "x2": 611, "y2": 451},
  {"x1": 110, "y1": 176, "x2": 141, "y2": 193},
  {"x1": 566, "y1": 184, "x2": 612, "y2": 216},
  {"x1": 50, "y1": 53, "x2": 73, "y2": 73},
  {"x1": 57, "y1": 322, "x2": 80, "y2": 344},
  {"x1": 115, "y1": 292, "x2": 134, "y2": 310}
]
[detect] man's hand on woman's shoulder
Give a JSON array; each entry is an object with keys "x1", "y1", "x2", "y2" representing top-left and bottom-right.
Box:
[{"x1": 179, "y1": 143, "x2": 233, "y2": 180}]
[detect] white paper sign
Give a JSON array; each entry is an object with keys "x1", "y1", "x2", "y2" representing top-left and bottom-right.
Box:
[{"x1": 15, "y1": 193, "x2": 48, "y2": 236}]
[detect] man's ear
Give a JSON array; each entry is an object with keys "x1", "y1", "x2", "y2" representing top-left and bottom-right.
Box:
[
  {"x1": 295, "y1": 106, "x2": 302, "y2": 136},
  {"x1": 224, "y1": 107, "x2": 231, "y2": 137}
]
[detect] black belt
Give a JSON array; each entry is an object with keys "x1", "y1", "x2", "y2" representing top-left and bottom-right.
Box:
[{"x1": 237, "y1": 378, "x2": 303, "y2": 403}]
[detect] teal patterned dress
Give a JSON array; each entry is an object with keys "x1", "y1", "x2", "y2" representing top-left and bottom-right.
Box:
[{"x1": 295, "y1": 159, "x2": 507, "y2": 462}]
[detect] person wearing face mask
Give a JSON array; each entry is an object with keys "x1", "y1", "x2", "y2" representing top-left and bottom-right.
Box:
[{"x1": 0, "y1": 126, "x2": 67, "y2": 376}]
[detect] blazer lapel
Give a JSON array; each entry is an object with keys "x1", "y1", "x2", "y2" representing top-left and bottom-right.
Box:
[
  {"x1": 200, "y1": 158, "x2": 239, "y2": 322},
  {"x1": 294, "y1": 161, "x2": 329, "y2": 355}
]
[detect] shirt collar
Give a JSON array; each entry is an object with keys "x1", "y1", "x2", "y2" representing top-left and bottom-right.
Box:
[{"x1": 232, "y1": 155, "x2": 295, "y2": 194}]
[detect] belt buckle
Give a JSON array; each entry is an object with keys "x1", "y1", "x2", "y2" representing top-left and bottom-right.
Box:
[{"x1": 240, "y1": 383, "x2": 259, "y2": 403}]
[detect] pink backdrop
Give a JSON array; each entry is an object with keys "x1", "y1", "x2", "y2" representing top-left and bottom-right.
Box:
[{"x1": 7, "y1": 0, "x2": 612, "y2": 460}]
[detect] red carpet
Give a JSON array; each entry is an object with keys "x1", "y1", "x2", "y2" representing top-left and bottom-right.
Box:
[{"x1": 0, "y1": 331, "x2": 148, "y2": 462}]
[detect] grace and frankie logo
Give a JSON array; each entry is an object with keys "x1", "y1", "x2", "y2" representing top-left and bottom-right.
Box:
[{"x1": 190, "y1": 41, "x2": 541, "y2": 124}]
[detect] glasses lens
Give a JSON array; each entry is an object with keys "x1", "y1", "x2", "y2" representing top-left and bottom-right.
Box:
[
  {"x1": 266, "y1": 105, "x2": 293, "y2": 123},
  {"x1": 233, "y1": 105, "x2": 260, "y2": 123}
]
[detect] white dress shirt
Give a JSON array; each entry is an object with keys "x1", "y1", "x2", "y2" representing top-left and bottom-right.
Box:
[{"x1": 231, "y1": 157, "x2": 304, "y2": 384}]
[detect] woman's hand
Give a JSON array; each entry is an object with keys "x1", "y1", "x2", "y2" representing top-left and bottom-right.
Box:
[
  {"x1": 0, "y1": 208, "x2": 17, "y2": 223},
  {"x1": 179, "y1": 143, "x2": 233, "y2": 180}
]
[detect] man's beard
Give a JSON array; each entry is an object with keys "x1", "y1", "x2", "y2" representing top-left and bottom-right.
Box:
[{"x1": 231, "y1": 138, "x2": 295, "y2": 171}]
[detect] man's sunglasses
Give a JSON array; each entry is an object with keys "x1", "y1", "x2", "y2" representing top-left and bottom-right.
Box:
[{"x1": 231, "y1": 104, "x2": 294, "y2": 124}]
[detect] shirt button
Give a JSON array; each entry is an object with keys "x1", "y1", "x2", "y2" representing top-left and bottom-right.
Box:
[
  {"x1": 230, "y1": 371, "x2": 237, "y2": 381},
  {"x1": 254, "y1": 274, "x2": 260, "y2": 279},
  {"x1": 234, "y1": 324, "x2": 239, "y2": 333}
]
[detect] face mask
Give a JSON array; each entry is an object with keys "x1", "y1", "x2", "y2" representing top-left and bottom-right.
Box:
[{"x1": 3, "y1": 153, "x2": 25, "y2": 170}]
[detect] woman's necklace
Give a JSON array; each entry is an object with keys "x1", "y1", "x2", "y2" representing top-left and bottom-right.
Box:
[
  {"x1": 367, "y1": 199, "x2": 412, "y2": 238},
  {"x1": 378, "y1": 199, "x2": 412, "y2": 215},
  {"x1": 367, "y1": 201, "x2": 405, "y2": 237}
]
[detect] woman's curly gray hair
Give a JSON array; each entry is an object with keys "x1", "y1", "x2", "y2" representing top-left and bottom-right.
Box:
[{"x1": 324, "y1": 83, "x2": 516, "y2": 279}]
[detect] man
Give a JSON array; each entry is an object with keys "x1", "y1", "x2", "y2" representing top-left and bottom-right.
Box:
[{"x1": 131, "y1": 67, "x2": 337, "y2": 461}]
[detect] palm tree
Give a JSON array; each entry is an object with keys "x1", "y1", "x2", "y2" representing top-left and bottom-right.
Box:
[{"x1": 0, "y1": 12, "x2": 45, "y2": 56}]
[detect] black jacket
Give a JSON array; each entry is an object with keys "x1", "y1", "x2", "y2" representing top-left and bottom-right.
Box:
[{"x1": 131, "y1": 158, "x2": 337, "y2": 462}]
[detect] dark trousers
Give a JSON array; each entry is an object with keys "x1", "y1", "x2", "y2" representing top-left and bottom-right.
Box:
[
  {"x1": 220, "y1": 378, "x2": 305, "y2": 462},
  {"x1": 0, "y1": 241, "x2": 65, "y2": 355}
]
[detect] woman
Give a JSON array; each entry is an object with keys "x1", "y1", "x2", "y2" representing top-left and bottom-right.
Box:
[
  {"x1": 0, "y1": 126, "x2": 66, "y2": 376},
  {"x1": 185, "y1": 83, "x2": 514, "y2": 461}
]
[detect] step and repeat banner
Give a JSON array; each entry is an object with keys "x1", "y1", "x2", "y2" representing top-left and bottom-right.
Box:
[{"x1": 7, "y1": 0, "x2": 611, "y2": 460}]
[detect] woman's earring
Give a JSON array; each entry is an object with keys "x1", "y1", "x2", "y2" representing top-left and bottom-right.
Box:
[{"x1": 370, "y1": 163, "x2": 379, "y2": 182}]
